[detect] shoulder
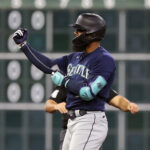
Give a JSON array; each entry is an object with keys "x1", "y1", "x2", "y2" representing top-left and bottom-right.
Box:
[
  {"x1": 95, "y1": 47, "x2": 115, "y2": 64},
  {"x1": 100, "y1": 47, "x2": 114, "y2": 59},
  {"x1": 68, "y1": 52, "x2": 81, "y2": 60},
  {"x1": 92, "y1": 47, "x2": 116, "y2": 72}
]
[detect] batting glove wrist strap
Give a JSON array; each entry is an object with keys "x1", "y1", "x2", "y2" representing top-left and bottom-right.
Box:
[{"x1": 18, "y1": 41, "x2": 27, "y2": 48}]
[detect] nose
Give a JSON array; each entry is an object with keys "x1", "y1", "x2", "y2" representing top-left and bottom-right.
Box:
[
  {"x1": 74, "y1": 31, "x2": 82, "y2": 37},
  {"x1": 74, "y1": 31, "x2": 78, "y2": 37}
]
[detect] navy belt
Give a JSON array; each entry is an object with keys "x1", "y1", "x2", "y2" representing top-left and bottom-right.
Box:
[{"x1": 67, "y1": 110, "x2": 87, "y2": 120}]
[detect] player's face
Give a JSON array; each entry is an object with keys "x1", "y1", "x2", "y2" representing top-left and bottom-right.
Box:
[
  {"x1": 72, "y1": 28, "x2": 90, "y2": 52},
  {"x1": 74, "y1": 29, "x2": 84, "y2": 37}
]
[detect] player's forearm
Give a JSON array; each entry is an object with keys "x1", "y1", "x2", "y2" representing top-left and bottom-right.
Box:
[
  {"x1": 109, "y1": 95, "x2": 130, "y2": 112},
  {"x1": 45, "y1": 99, "x2": 58, "y2": 113},
  {"x1": 65, "y1": 76, "x2": 107, "y2": 101},
  {"x1": 45, "y1": 100, "x2": 68, "y2": 114},
  {"x1": 21, "y1": 43, "x2": 56, "y2": 74}
]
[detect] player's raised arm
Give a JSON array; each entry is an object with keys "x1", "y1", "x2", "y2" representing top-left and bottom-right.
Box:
[{"x1": 12, "y1": 28, "x2": 69, "y2": 74}]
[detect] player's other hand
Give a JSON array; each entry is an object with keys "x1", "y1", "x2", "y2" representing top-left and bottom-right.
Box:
[
  {"x1": 54, "y1": 102, "x2": 68, "y2": 114},
  {"x1": 13, "y1": 28, "x2": 28, "y2": 45},
  {"x1": 128, "y1": 102, "x2": 139, "y2": 114}
]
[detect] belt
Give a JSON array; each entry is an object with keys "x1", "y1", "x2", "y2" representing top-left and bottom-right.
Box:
[{"x1": 67, "y1": 110, "x2": 87, "y2": 120}]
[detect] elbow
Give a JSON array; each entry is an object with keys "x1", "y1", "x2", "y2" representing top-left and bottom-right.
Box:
[
  {"x1": 79, "y1": 76, "x2": 107, "y2": 101},
  {"x1": 79, "y1": 87, "x2": 94, "y2": 101}
]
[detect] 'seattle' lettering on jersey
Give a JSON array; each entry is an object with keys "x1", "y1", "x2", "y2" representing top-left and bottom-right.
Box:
[{"x1": 67, "y1": 64, "x2": 90, "y2": 79}]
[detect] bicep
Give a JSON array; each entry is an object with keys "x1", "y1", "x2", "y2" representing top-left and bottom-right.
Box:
[{"x1": 90, "y1": 56, "x2": 116, "y2": 81}]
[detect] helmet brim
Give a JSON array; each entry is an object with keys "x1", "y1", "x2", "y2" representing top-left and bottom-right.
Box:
[{"x1": 69, "y1": 24, "x2": 86, "y2": 31}]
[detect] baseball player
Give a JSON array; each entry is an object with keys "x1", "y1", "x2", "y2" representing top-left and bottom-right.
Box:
[
  {"x1": 45, "y1": 86, "x2": 139, "y2": 150},
  {"x1": 13, "y1": 13, "x2": 116, "y2": 150}
]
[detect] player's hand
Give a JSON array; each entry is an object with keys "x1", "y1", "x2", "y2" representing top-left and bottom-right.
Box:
[
  {"x1": 54, "y1": 102, "x2": 68, "y2": 114},
  {"x1": 13, "y1": 28, "x2": 28, "y2": 45},
  {"x1": 127, "y1": 102, "x2": 139, "y2": 114},
  {"x1": 51, "y1": 71, "x2": 70, "y2": 87}
]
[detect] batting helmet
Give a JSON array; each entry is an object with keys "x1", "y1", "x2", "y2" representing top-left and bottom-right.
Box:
[{"x1": 71, "y1": 13, "x2": 106, "y2": 40}]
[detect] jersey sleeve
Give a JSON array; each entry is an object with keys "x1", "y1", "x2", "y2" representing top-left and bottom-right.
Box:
[
  {"x1": 90, "y1": 54, "x2": 116, "y2": 81},
  {"x1": 21, "y1": 43, "x2": 69, "y2": 74},
  {"x1": 54, "y1": 55, "x2": 69, "y2": 74},
  {"x1": 49, "y1": 86, "x2": 67, "y2": 103},
  {"x1": 55, "y1": 53, "x2": 75, "y2": 74},
  {"x1": 106, "y1": 88, "x2": 118, "y2": 103}
]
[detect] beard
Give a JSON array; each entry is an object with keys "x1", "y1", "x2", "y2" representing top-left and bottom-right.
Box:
[{"x1": 72, "y1": 33, "x2": 90, "y2": 52}]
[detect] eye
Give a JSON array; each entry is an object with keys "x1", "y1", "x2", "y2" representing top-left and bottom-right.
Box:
[{"x1": 76, "y1": 29, "x2": 85, "y2": 32}]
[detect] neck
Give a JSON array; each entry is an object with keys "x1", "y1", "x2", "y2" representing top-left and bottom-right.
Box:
[{"x1": 86, "y1": 41, "x2": 100, "y2": 53}]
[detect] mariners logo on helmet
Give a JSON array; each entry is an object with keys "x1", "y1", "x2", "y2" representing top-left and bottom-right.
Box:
[{"x1": 71, "y1": 13, "x2": 106, "y2": 52}]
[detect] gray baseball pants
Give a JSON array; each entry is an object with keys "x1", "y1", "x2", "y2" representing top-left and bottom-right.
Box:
[{"x1": 62, "y1": 111, "x2": 108, "y2": 150}]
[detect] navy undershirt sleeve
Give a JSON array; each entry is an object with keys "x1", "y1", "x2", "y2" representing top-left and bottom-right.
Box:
[
  {"x1": 21, "y1": 43, "x2": 69, "y2": 74},
  {"x1": 21, "y1": 43, "x2": 57, "y2": 74}
]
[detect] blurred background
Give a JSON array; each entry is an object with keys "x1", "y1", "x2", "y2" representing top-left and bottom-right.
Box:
[{"x1": 0, "y1": 0, "x2": 150, "y2": 150}]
